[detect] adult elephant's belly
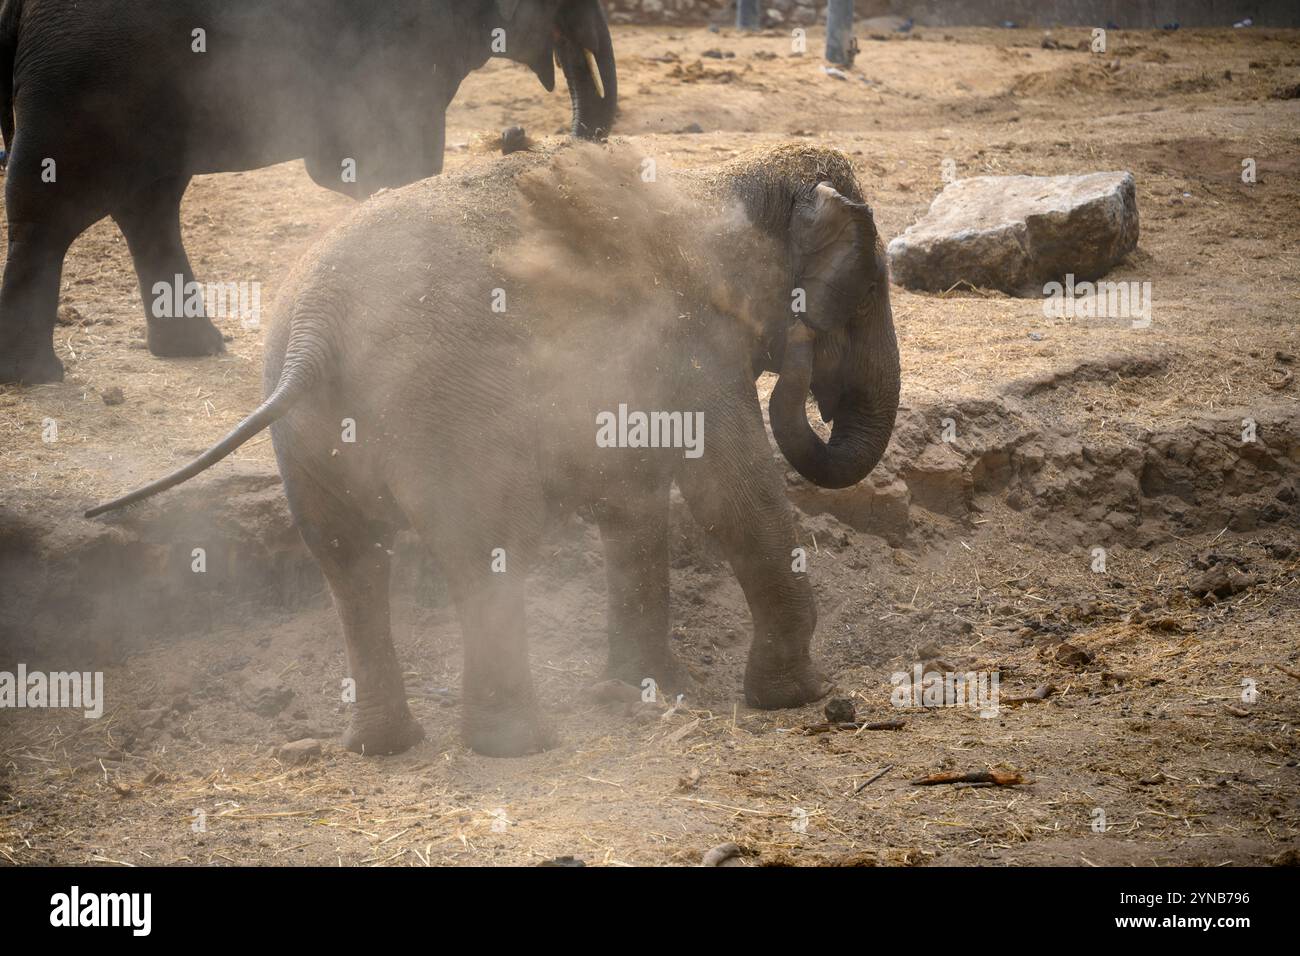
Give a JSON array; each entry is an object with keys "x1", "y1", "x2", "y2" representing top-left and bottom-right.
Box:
[{"x1": 177, "y1": 91, "x2": 327, "y2": 176}]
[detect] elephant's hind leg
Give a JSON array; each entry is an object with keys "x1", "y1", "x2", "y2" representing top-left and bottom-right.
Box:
[
  {"x1": 443, "y1": 555, "x2": 552, "y2": 757},
  {"x1": 0, "y1": 140, "x2": 104, "y2": 384},
  {"x1": 0, "y1": 216, "x2": 80, "y2": 384},
  {"x1": 112, "y1": 177, "x2": 225, "y2": 359},
  {"x1": 594, "y1": 485, "x2": 691, "y2": 696},
  {"x1": 282, "y1": 466, "x2": 423, "y2": 756},
  {"x1": 402, "y1": 468, "x2": 551, "y2": 757}
]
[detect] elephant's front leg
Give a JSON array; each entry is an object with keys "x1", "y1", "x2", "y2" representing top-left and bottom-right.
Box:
[
  {"x1": 676, "y1": 393, "x2": 832, "y2": 709},
  {"x1": 594, "y1": 484, "x2": 689, "y2": 694}
]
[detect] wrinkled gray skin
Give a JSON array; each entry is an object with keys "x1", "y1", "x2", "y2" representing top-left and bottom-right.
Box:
[
  {"x1": 0, "y1": 0, "x2": 616, "y2": 384},
  {"x1": 86, "y1": 144, "x2": 899, "y2": 758}
]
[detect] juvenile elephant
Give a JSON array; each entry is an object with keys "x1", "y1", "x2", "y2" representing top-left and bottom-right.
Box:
[
  {"x1": 87, "y1": 142, "x2": 900, "y2": 757},
  {"x1": 0, "y1": 0, "x2": 616, "y2": 384}
]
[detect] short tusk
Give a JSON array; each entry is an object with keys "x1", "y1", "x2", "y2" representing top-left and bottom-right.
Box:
[{"x1": 584, "y1": 48, "x2": 605, "y2": 99}]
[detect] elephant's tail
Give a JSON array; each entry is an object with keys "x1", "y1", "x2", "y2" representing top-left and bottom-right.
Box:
[
  {"x1": 84, "y1": 323, "x2": 325, "y2": 519},
  {"x1": 0, "y1": 0, "x2": 20, "y2": 161}
]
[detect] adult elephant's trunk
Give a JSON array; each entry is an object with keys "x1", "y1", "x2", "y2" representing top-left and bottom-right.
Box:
[
  {"x1": 555, "y1": 1, "x2": 617, "y2": 139},
  {"x1": 770, "y1": 303, "x2": 900, "y2": 490}
]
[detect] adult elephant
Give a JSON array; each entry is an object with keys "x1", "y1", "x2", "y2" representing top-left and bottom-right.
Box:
[
  {"x1": 0, "y1": 0, "x2": 617, "y2": 384},
  {"x1": 86, "y1": 142, "x2": 900, "y2": 758}
]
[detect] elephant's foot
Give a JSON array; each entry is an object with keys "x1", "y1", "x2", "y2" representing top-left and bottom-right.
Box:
[
  {"x1": 341, "y1": 707, "x2": 425, "y2": 756},
  {"x1": 464, "y1": 706, "x2": 555, "y2": 758},
  {"x1": 0, "y1": 347, "x2": 64, "y2": 384},
  {"x1": 744, "y1": 657, "x2": 833, "y2": 710},
  {"x1": 146, "y1": 316, "x2": 225, "y2": 358}
]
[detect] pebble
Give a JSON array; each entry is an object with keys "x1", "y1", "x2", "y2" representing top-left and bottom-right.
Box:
[{"x1": 276, "y1": 738, "x2": 322, "y2": 765}]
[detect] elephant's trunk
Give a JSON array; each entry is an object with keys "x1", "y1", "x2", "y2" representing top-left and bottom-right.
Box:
[
  {"x1": 770, "y1": 301, "x2": 900, "y2": 490},
  {"x1": 556, "y1": 2, "x2": 617, "y2": 139}
]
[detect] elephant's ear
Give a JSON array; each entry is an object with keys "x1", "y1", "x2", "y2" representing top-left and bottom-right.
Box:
[
  {"x1": 789, "y1": 182, "x2": 878, "y2": 332},
  {"x1": 496, "y1": 0, "x2": 521, "y2": 20}
]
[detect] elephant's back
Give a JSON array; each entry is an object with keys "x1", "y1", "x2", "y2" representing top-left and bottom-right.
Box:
[
  {"x1": 340, "y1": 143, "x2": 578, "y2": 257},
  {"x1": 260, "y1": 147, "x2": 565, "y2": 431}
]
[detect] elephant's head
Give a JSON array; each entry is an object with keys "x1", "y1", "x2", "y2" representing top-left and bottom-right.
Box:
[
  {"x1": 491, "y1": 0, "x2": 618, "y2": 139},
  {"x1": 721, "y1": 146, "x2": 899, "y2": 489}
]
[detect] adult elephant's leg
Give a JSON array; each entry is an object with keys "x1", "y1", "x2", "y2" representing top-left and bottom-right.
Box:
[
  {"x1": 593, "y1": 484, "x2": 688, "y2": 694},
  {"x1": 112, "y1": 177, "x2": 225, "y2": 358},
  {"x1": 676, "y1": 386, "x2": 832, "y2": 709},
  {"x1": 303, "y1": 151, "x2": 360, "y2": 199},
  {"x1": 281, "y1": 462, "x2": 423, "y2": 755},
  {"x1": 0, "y1": 219, "x2": 78, "y2": 383},
  {"x1": 0, "y1": 143, "x2": 101, "y2": 383}
]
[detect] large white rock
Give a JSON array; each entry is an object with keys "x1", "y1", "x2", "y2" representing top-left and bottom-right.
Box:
[{"x1": 887, "y1": 172, "x2": 1139, "y2": 296}]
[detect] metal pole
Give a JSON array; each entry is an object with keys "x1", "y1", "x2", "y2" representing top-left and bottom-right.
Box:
[
  {"x1": 736, "y1": 0, "x2": 760, "y2": 32},
  {"x1": 825, "y1": 0, "x2": 856, "y2": 66}
]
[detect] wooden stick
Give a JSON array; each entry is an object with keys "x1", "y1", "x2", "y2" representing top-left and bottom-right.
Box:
[
  {"x1": 910, "y1": 769, "x2": 1024, "y2": 787},
  {"x1": 853, "y1": 764, "x2": 894, "y2": 794}
]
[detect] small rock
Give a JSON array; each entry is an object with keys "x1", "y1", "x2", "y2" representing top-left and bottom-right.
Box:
[
  {"x1": 632, "y1": 705, "x2": 661, "y2": 726},
  {"x1": 243, "y1": 675, "x2": 294, "y2": 717},
  {"x1": 276, "y1": 738, "x2": 322, "y2": 765},
  {"x1": 500, "y1": 126, "x2": 528, "y2": 155},
  {"x1": 701, "y1": 842, "x2": 745, "y2": 867},
  {"x1": 1053, "y1": 643, "x2": 1095, "y2": 668},
  {"x1": 584, "y1": 679, "x2": 642, "y2": 706},
  {"x1": 101, "y1": 386, "x2": 125, "y2": 406},
  {"x1": 1190, "y1": 564, "x2": 1258, "y2": 601},
  {"x1": 823, "y1": 697, "x2": 857, "y2": 724}
]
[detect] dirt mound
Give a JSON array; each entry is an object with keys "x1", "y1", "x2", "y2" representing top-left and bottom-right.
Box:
[
  {"x1": 786, "y1": 352, "x2": 1298, "y2": 553},
  {"x1": 1009, "y1": 61, "x2": 1122, "y2": 97}
]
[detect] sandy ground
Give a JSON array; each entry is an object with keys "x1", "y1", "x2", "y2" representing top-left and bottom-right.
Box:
[{"x1": 1, "y1": 25, "x2": 1298, "y2": 866}]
